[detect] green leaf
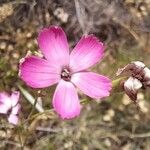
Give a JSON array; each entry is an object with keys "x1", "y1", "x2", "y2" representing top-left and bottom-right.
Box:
[{"x1": 18, "y1": 85, "x2": 44, "y2": 112}]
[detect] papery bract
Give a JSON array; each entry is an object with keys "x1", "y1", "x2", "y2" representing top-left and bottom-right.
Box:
[
  {"x1": 117, "y1": 61, "x2": 150, "y2": 102},
  {"x1": 19, "y1": 26, "x2": 112, "y2": 119}
]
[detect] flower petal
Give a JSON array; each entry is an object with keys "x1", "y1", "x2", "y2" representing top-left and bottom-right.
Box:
[
  {"x1": 11, "y1": 104, "x2": 21, "y2": 115},
  {"x1": 8, "y1": 114, "x2": 19, "y2": 125},
  {"x1": 52, "y1": 80, "x2": 81, "y2": 119},
  {"x1": 19, "y1": 56, "x2": 60, "y2": 88},
  {"x1": 0, "y1": 92, "x2": 11, "y2": 108},
  {"x1": 0, "y1": 104, "x2": 9, "y2": 114},
  {"x1": 71, "y1": 72, "x2": 112, "y2": 99},
  {"x1": 11, "y1": 91, "x2": 20, "y2": 107},
  {"x1": 70, "y1": 35, "x2": 104, "y2": 72},
  {"x1": 38, "y1": 26, "x2": 69, "y2": 67}
]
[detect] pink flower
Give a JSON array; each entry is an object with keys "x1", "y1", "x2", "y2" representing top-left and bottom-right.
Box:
[
  {"x1": 19, "y1": 26, "x2": 112, "y2": 119},
  {"x1": 0, "y1": 91, "x2": 20, "y2": 125}
]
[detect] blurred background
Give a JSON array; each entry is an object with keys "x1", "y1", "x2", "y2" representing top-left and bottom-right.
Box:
[{"x1": 0, "y1": 0, "x2": 150, "y2": 149}]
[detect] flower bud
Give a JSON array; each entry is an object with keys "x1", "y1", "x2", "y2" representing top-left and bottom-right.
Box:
[
  {"x1": 124, "y1": 77, "x2": 142, "y2": 102},
  {"x1": 117, "y1": 61, "x2": 150, "y2": 101}
]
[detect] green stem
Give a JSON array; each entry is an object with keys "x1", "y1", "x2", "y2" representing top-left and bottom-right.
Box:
[
  {"x1": 17, "y1": 126, "x2": 24, "y2": 150},
  {"x1": 26, "y1": 96, "x2": 38, "y2": 121}
]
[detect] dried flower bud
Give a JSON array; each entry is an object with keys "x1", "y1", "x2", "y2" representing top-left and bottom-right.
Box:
[
  {"x1": 117, "y1": 61, "x2": 150, "y2": 102},
  {"x1": 144, "y1": 67, "x2": 150, "y2": 79},
  {"x1": 143, "y1": 67, "x2": 150, "y2": 88},
  {"x1": 117, "y1": 61, "x2": 145, "y2": 78},
  {"x1": 124, "y1": 77, "x2": 142, "y2": 102}
]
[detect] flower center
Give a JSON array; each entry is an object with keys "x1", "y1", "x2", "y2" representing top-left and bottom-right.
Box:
[{"x1": 61, "y1": 68, "x2": 71, "y2": 81}]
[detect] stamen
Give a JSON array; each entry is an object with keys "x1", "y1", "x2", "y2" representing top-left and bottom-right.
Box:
[{"x1": 61, "y1": 68, "x2": 71, "y2": 81}]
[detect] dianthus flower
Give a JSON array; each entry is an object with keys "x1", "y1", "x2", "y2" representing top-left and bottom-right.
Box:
[
  {"x1": 0, "y1": 91, "x2": 20, "y2": 125},
  {"x1": 19, "y1": 26, "x2": 112, "y2": 119}
]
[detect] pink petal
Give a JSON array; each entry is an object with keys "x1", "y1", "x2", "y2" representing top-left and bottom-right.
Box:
[
  {"x1": 0, "y1": 92, "x2": 11, "y2": 107},
  {"x1": 0, "y1": 104, "x2": 9, "y2": 114},
  {"x1": 0, "y1": 92, "x2": 9, "y2": 102},
  {"x1": 11, "y1": 91, "x2": 20, "y2": 107},
  {"x1": 52, "y1": 80, "x2": 81, "y2": 119},
  {"x1": 70, "y1": 35, "x2": 104, "y2": 72},
  {"x1": 8, "y1": 114, "x2": 19, "y2": 125},
  {"x1": 11, "y1": 104, "x2": 21, "y2": 115},
  {"x1": 19, "y1": 56, "x2": 60, "y2": 88},
  {"x1": 71, "y1": 72, "x2": 112, "y2": 99},
  {"x1": 38, "y1": 26, "x2": 69, "y2": 67}
]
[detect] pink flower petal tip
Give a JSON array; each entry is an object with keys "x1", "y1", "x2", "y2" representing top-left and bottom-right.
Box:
[{"x1": 52, "y1": 80, "x2": 81, "y2": 119}]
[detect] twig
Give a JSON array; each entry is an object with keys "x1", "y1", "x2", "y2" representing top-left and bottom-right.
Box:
[
  {"x1": 17, "y1": 127, "x2": 24, "y2": 150},
  {"x1": 115, "y1": 131, "x2": 150, "y2": 139},
  {"x1": 36, "y1": 126, "x2": 60, "y2": 133},
  {"x1": 1, "y1": 140, "x2": 21, "y2": 147},
  {"x1": 74, "y1": 0, "x2": 86, "y2": 34},
  {"x1": 131, "y1": 132, "x2": 150, "y2": 138},
  {"x1": 113, "y1": 17, "x2": 140, "y2": 43}
]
